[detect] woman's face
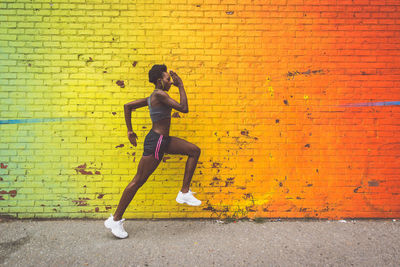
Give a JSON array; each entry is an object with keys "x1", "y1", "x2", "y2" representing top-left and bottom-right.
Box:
[{"x1": 159, "y1": 72, "x2": 173, "y2": 91}]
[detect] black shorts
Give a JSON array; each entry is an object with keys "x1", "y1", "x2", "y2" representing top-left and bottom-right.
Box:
[{"x1": 143, "y1": 129, "x2": 171, "y2": 160}]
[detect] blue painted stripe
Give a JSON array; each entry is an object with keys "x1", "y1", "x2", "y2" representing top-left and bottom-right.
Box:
[
  {"x1": 0, "y1": 118, "x2": 80, "y2": 124},
  {"x1": 340, "y1": 101, "x2": 400, "y2": 107}
]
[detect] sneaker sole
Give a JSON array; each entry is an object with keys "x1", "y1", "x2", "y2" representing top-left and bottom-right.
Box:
[{"x1": 176, "y1": 199, "x2": 201, "y2": 206}]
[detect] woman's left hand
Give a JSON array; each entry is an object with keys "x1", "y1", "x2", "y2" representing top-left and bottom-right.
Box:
[{"x1": 170, "y1": 71, "x2": 183, "y2": 87}]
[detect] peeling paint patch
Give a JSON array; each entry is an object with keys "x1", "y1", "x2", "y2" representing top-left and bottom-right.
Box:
[
  {"x1": 287, "y1": 69, "x2": 325, "y2": 79},
  {"x1": 86, "y1": 57, "x2": 93, "y2": 64},
  {"x1": 354, "y1": 186, "x2": 362, "y2": 193},
  {"x1": 132, "y1": 61, "x2": 138, "y2": 67},
  {"x1": 268, "y1": 86, "x2": 274, "y2": 97},
  {"x1": 240, "y1": 129, "x2": 258, "y2": 140},
  {"x1": 97, "y1": 194, "x2": 105, "y2": 199},
  {"x1": 9, "y1": 190, "x2": 16, "y2": 197},
  {"x1": 115, "y1": 144, "x2": 124, "y2": 148},
  {"x1": 0, "y1": 189, "x2": 17, "y2": 198},
  {"x1": 212, "y1": 162, "x2": 221, "y2": 168},
  {"x1": 1, "y1": 163, "x2": 8, "y2": 169},
  {"x1": 203, "y1": 204, "x2": 217, "y2": 211},
  {"x1": 226, "y1": 11, "x2": 234, "y2": 15},
  {"x1": 74, "y1": 163, "x2": 101, "y2": 175},
  {"x1": 225, "y1": 177, "x2": 235, "y2": 187},
  {"x1": 75, "y1": 164, "x2": 93, "y2": 175},
  {"x1": 243, "y1": 193, "x2": 253, "y2": 200},
  {"x1": 210, "y1": 177, "x2": 220, "y2": 186},
  {"x1": 95, "y1": 207, "x2": 99, "y2": 212},
  {"x1": 72, "y1": 198, "x2": 90, "y2": 206},
  {"x1": 368, "y1": 180, "x2": 380, "y2": 187},
  {"x1": 116, "y1": 80, "x2": 125, "y2": 88}
]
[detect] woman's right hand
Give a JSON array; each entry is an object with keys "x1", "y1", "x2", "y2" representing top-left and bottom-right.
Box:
[{"x1": 127, "y1": 131, "x2": 138, "y2": 146}]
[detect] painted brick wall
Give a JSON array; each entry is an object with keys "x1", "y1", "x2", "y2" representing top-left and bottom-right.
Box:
[{"x1": 1, "y1": 0, "x2": 400, "y2": 219}]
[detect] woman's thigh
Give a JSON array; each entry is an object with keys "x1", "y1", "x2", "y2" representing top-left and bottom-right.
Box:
[
  {"x1": 134, "y1": 155, "x2": 161, "y2": 182},
  {"x1": 165, "y1": 136, "x2": 200, "y2": 156}
]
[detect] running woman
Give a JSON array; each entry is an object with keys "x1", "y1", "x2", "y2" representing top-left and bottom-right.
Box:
[{"x1": 105, "y1": 64, "x2": 201, "y2": 238}]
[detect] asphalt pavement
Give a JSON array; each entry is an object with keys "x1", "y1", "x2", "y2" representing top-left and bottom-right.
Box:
[{"x1": 1, "y1": 218, "x2": 400, "y2": 266}]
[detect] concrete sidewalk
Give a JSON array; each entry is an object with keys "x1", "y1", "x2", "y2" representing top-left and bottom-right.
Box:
[{"x1": 1, "y1": 218, "x2": 399, "y2": 266}]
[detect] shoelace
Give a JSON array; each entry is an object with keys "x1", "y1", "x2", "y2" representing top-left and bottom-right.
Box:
[{"x1": 118, "y1": 219, "x2": 125, "y2": 224}]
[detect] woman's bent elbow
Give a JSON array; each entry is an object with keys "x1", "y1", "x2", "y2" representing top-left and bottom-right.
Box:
[
  {"x1": 124, "y1": 104, "x2": 132, "y2": 112},
  {"x1": 182, "y1": 105, "x2": 189, "y2": 113}
]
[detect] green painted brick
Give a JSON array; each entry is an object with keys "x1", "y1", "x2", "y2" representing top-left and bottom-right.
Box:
[
  {"x1": 8, "y1": 207, "x2": 31, "y2": 213},
  {"x1": 17, "y1": 200, "x2": 35, "y2": 206}
]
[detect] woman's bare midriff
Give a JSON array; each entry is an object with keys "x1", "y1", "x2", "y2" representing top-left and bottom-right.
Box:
[{"x1": 152, "y1": 117, "x2": 171, "y2": 136}]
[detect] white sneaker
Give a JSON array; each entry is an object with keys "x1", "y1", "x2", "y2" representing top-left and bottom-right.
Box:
[
  {"x1": 176, "y1": 190, "x2": 201, "y2": 206},
  {"x1": 104, "y1": 214, "x2": 128, "y2": 239}
]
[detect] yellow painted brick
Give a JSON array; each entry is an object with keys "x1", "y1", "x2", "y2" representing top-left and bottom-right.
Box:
[{"x1": 7, "y1": 3, "x2": 24, "y2": 9}]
